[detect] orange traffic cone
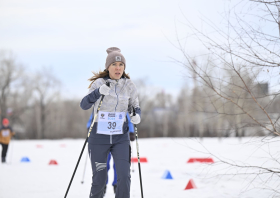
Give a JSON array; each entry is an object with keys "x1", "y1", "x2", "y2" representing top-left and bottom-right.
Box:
[{"x1": 184, "y1": 179, "x2": 197, "y2": 190}]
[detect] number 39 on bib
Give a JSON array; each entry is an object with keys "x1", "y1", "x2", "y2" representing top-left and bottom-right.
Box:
[{"x1": 97, "y1": 111, "x2": 125, "y2": 135}]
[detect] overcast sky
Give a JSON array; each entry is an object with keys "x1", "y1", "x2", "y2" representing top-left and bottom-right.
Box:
[{"x1": 0, "y1": 0, "x2": 242, "y2": 99}]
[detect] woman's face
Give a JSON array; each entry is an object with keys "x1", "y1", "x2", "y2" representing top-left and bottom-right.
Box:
[{"x1": 108, "y1": 62, "x2": 125, "y2": 80}]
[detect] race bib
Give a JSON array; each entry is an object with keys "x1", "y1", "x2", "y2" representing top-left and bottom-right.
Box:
[
  {"x1": 97, "y1": 111, "x2": 125, "y2": 135},
  {"x1": 2, "y1": 130, "x2": 10, "y2": 137}
]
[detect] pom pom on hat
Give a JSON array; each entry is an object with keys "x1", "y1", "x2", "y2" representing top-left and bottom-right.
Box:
[{"x1": 106, "y1": 47, "x2": 121, "y2": 54}]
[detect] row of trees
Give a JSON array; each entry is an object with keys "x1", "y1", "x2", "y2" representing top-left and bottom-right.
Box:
[
  {"x1": 0, "y1": 50, "x2": 279, "y2": 139},
  {"x1": 137, "y1": 79, "x2": 279, "y2": 138},
  {"x1": 0, "y1": 51, "x2": 91, "y2": 139}
]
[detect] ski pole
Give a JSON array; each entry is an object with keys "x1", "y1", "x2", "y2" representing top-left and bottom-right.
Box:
[
  {"x1": 64, "y1": 82, "x2": 110, "y2": 198},
  {"x1": 133, "y1": 107, "x2": 144, "y2": 198},
  {"x1": 81, "y1": 149, "x2": 88, "y2": 184},
  {"x1": 8, "y1": 138, "x2": 14, "y2": 165},
  {"x1": 131, "y1": 140, "x2": 134, "y2": 172}
]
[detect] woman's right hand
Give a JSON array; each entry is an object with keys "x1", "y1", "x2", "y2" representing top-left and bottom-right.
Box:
[{"x1": 99, "y1": 83, "x2": 111, "y2": 95}]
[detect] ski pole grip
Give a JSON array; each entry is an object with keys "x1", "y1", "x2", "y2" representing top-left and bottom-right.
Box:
[{"x1": 133, "y1": 107, "x2": 136, "y2": 116}]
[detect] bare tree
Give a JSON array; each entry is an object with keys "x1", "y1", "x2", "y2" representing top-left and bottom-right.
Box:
[
  {"x1": 251, "y1": 0, "x2": 280, "y2": 36},
  {"x1": 0, "y1": 51, "x2": 24, "y2": 121},
  {"x1": 171, "y1": 0, "x2": 280, "y2": 195},
  {"x1": 174, "y1": 0, "x2": 280, "y2": 137},
  {"x1": 33, "y1": 67, "x2": 61, "y2": 139},
  {"x1": 0, "y1": 50, "x2": 35, "y2": 134}
]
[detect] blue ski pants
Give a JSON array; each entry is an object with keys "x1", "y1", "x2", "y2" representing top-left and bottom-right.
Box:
[{"x1": 88, "y1": 141, "x2": 131, "y2": 198}]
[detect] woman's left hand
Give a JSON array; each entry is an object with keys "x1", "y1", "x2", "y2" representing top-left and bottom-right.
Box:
[{"x1": 130, "y1": 113, "x2": 141, "y2": 124}]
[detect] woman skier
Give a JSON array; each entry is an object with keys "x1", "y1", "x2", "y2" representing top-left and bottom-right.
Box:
[{"x1": 80, "y1": 47, "x2": 141, "y2": 198}]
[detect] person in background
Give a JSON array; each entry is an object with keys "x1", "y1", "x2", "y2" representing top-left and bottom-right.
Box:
[
  {"x1": 87, "y1": 112, "x2": 135, "y2": 196},
  {"x1": 0, "y1": 118, "x2": 15, "y2": 163}
]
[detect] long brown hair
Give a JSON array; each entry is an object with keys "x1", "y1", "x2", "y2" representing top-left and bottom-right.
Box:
[{"x1": 88, "y1": 70, "x2": 130, "y2": 88}]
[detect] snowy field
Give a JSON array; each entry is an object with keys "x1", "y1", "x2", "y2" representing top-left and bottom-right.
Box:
[{"x1": 0, "y1": 137, "x2": 279, "y2": 198}]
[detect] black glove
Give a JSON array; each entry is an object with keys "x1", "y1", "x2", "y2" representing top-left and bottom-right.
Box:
[{"x1": 130, "y1": 133, "x2": 135, "y2": 141}]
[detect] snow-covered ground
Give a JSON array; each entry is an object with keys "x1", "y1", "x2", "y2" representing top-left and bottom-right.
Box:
[{"x1": 0, "y1": 137, "x2": 279, "y2": 198}]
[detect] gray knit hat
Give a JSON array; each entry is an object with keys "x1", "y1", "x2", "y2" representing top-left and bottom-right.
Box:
[{"x1": 105, "y1": 47, "x2": 126, "y2": 70}]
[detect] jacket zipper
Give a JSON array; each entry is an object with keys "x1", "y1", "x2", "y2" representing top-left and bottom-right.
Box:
[
  {"x1": 115, "y1": 80, "x2": 119, "y2": 111},
  {"x1": 110, "y1": 80, "x2": 119, "y2": 144}
]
